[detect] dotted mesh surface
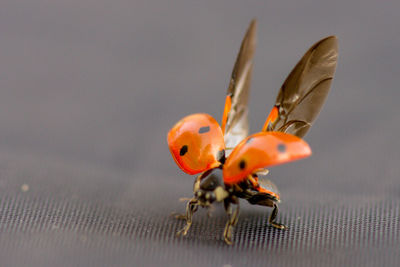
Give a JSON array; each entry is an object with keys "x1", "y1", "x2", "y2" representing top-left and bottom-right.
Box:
[{"x1": 0, "y1": 190, "x2": 398, "y2": 266}]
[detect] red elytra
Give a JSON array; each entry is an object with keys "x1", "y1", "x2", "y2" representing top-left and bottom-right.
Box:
[
  {"x1": 223, "y1": 132, "x2": 311, "y2": 184},
  {"x1": 167, "y1": 113, "x2": 225, "y2": 175}
]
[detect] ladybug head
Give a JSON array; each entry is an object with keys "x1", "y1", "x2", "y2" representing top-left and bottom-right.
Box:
[{"x1": 194, "y1": 168, "x2": 229, "y2": 206}]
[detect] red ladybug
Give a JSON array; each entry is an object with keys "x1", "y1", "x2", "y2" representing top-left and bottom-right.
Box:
[{"x1": 167, "y1": 19, "x2": 338, "y2": 245}]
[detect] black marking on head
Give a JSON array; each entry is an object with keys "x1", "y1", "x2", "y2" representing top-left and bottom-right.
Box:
[
  {"x1": 198, "y1": 126, "x2": 210, "y2": 134},
  {"x1": 216, "y1": 149, "x2": 226, "y2": 164},
  {"x1": 180, "y1": 145, "x2": 188, "y2": 156},
  {"x1": 277, "y1": 143, "x2": 286, "y2": 153},
  {"x1": 239, "y1": 160, "x2": 246, "y2": 170}
]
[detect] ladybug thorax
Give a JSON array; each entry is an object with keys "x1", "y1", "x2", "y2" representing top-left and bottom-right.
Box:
[{"x1": 193, "y1": 168, "x2": 229, "y2": 205}]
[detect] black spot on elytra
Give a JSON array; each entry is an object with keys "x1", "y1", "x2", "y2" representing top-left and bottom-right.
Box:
[
  {"x1": 198, "y1": 126, "x2": 210, "y2": 134},
  {"x1": 277, "y1": 143, "x2": 286, "y2": 153},
  {"x1": 239, "y1": 160, "x2": 246, "y2": 170},
  {"x1": 180, "y1": 145, "x2": 188, "y2": 156}
]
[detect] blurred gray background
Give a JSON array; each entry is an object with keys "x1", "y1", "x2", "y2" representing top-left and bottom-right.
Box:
[{"x1": 0, "y1": 0, "x2": 399, "y2": 266}]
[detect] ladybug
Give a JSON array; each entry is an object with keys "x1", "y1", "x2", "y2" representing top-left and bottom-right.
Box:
[{"x1": 167, "y1": 19, "x2": 338, "y2": 245}]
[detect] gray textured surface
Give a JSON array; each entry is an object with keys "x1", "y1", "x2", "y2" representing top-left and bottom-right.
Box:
[{"x1": 1, "y1": 0, "x2": 400, "y2": 266}]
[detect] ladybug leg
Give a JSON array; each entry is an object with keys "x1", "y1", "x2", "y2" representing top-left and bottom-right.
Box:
[
  {"x1": 223, "y1": 198, "x2": 240, "y2": 245},
  {"x1": 172, "y1": 197, "x2": 193, "y2": 219},
  {"x1": 268, "y1": 203, "x2": 287, "y2": 230},
  {"x1": 173, "y1": 213, "x2": 187, "y2": 220},
  {"x1": 176, "y1": 198, "x2": 199, "y2": 237}
]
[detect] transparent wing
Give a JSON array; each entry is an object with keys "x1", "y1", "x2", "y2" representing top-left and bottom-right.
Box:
[
  {"x1": 221, "y1": 19, "x2": 257, "y2": 155},
  {"x1": 257, "y1": 176, "x2": 280, "y2": 200},
  {"x1": 262, "y1": 36, "x2": 338, "y2": 137}
]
